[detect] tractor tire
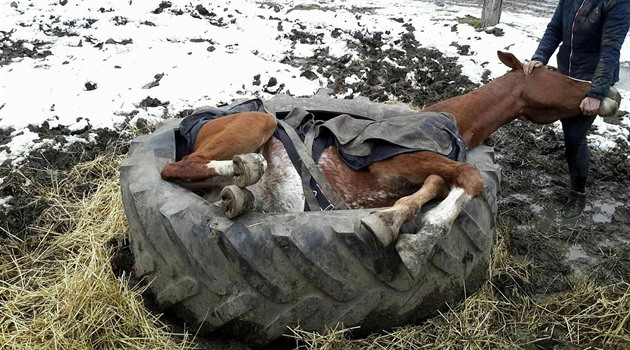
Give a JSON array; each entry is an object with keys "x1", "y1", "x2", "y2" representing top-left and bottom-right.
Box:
[{"x1": 120, "y1": 91, "x2": 501, "y2": 346}]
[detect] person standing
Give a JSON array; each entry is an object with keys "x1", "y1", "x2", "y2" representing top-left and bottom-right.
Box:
[{"x1": 523, "y1": 0, "x2": 630, "y2": 218}]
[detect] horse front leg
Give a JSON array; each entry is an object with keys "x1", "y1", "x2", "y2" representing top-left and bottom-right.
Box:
[
  {"x1": 361, "y1": 152, "x2": 480, "y2": 245},
  {"x1": 395, "y1": 162, "x2": 484, "y2": 279},
  {"x1": 361, "y1": 174, "x2": 448, "y2": 246}
]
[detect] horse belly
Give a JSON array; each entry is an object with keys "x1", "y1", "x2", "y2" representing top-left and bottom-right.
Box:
[
  {"x1": 250, "y1": 141, "x2": 418, "y2": 212},
  {"x1": 317, "y1": 149, "x2": 419, "y2": 209},
  {"x1": 249, "y1": 138, "x2": 304, "y2": 213}
]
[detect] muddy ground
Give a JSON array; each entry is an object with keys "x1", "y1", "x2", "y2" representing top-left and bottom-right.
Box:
[{"x1": 1, "y1": 4, "x2": 629, "y2": 350}]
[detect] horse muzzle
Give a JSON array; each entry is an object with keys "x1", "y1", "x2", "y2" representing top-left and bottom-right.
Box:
[{"x1": 598, "y1": 86, "x2": 622, "y2": 118}]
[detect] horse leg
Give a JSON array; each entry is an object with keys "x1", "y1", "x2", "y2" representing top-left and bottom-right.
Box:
[
  {"x1": 361, "y1": 152, "x2": 483, "y2": 245},
  {"x1": 161, "y1": 111, "x2": 277, "y2": 184},
  {"x1": 361, "y1": 174, "x2": 448, "y2": 246},
  {"x1": 395, "y1": 162, "x2": 484, "y2": 279}
]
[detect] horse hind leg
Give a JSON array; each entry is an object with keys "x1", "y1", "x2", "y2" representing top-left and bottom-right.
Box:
[
  {"x1": 160, "y1": 111, "x2": 276, "y2": 184},
  {"x1": 209, "y1": 153, "x2": 268, "y2": 218},
  {"x1": 161, "y1": 111, "x2": 276, "y2": 218},
  {"x1": 232, "y1": 153, "x2": 267, "y2": 187}
]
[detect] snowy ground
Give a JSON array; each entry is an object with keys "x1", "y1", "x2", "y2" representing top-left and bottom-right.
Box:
[
  {"x1": 2, "y1": 2, "x2": 630, "y2": 346},
  {"x1": 1, "y1": 0, "x2": 629, "y2": 178}
]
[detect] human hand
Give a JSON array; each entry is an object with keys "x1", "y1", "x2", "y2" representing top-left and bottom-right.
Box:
[
  {"x1": 579, "y1": 97, "x2": 601, "y2": 116},
  {"x1": 523, "y1": 60, "x2": 543, "y2": 75}
]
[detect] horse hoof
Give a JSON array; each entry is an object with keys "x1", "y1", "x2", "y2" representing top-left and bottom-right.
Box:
[
  {"x1": 233, "y1": 153, "x2": 267, "y2": 187},
  {"x1": 395, "y1": 224, "x2": 450, "y2": 280},
  {"x1": 360, "y1": 211, "x2": 399, "y2": 247},
  {"x1": 220, "y1": 185, "x2": 255, "y2": 218}
]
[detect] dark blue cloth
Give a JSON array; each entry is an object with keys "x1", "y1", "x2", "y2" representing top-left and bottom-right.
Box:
[
  {"x1": 177, "y1": 99, "x2": 468, "y2": 169},
  {"x1": 313, "y1": 121, "x2": 465, "y2": 170},
  {"x1": 532, "y1": 0, "x2": 630, "y2": 100},
  {"x1": 278, "y1": 107, "x2": 468, "y2": 170},
  {"x1": 561, "y1": 114, "x2": 597, "y2": 177}
]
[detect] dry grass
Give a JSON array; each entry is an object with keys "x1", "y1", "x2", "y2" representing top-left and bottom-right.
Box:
[
  {"x1": 1, "y1": 138, "x2": 628, "y2": 349},
  {"x1": 0, "y1": 152, "x2": 193, "y2": 350},
  {"x1": 290, "y1": 229, "x2": 630, "y2": 350}
]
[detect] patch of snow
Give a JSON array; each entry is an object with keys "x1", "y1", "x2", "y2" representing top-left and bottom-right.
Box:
[
  {"x1": 530, "y1": 203, "x2": 544, "y2": 213},
  {"x1": 344, "y1": 75, "x2": 360, "y2": 85},
  {"x1": 590, "y1": 199, "x2": 622, "y2": 223},
  {"x1": 552, "y1": 117, "x2": 630, "y2": 153},
  {"x1": 0, "y1": 129, "x2": 40, "y2": 165},
  {"x1": 0, "y1": 195, "x2": 13, "y2": 209},
  {"x1": 0, "y1": 0, "x2": 629, "y2": 166},
  {"x1": 589, "y1": 118, "x2": 630, "y2": 152},
  {"x1": 68, "y1": 118, "x2": 90, "y2": 132}
]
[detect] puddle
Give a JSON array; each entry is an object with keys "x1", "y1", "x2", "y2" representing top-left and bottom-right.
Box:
[
  {"x1": 565, "y1": 244, "x2": 597, "y2": 276},
  {"x1": 514, "y1": 206, "x2": 560, "y2": 233},
  {"x1": 509, "y1": 193, "x2": 531, "y2": 201},
  {"x1": 530, "y1": 203, "x2": 544, "y2": 213},
  {"x1": 590, "y1": 200, "x2": 620, "y2": 223},
  {"x1": 566, "y1": 244, "x2": 591, "y2": 262}
]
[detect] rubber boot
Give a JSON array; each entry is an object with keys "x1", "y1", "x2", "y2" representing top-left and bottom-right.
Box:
[{"x1": 561, "y1": 176, "x2": 587, "y2": 219}]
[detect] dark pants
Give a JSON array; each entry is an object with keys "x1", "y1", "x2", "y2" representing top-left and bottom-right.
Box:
[{"x1": 561, "y1": 114, "x2": 596, "y2": 180}]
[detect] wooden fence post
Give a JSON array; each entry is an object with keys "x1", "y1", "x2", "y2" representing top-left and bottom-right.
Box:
[{"x1": 482, "y1": 0, "x2": 503, "y2": 27}]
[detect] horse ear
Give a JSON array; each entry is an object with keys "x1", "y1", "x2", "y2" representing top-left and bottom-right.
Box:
[{"x1": 497, "y1": 51, "x2": 523, "y2": 70}]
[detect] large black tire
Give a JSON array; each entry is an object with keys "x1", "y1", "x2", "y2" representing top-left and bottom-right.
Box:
[{"x1": 120, "y1": 92, "x2": 500, "y2": 346}]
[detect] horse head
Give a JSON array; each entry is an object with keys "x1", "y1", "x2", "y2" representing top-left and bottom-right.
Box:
[{"x1": 497, "y1": 51, "x2": 621, "y2": 123}]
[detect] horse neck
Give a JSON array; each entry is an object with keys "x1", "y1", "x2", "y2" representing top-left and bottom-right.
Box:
[{"x1": 425, "y1": 75, "x2": 524, "y2": 148}]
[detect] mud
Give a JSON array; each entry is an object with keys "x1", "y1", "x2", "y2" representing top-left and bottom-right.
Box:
[
  {"x1": 283, "y1": 27, "x2": 479, "y2": 106},
  {"x1": 486, "y1": 120, "x2": 630, "y2": 292},
  {"x1": 0, "y1": 122, "x2": 153, "y2": 238},
  {"x1": 1, "y1": 3, "x2": 629, "y2": 348}
]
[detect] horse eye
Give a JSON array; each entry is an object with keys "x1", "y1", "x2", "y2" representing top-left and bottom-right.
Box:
[{"x1": 546, "y1": 66, "x2": 558, "y2": 72}]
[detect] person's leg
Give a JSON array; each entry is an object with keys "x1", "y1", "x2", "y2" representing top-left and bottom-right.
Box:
[{"x1": 560, "y1": 114, "x2": 596, "y2": 218}]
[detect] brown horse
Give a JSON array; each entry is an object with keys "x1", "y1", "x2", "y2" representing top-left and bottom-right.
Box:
[{"x1": 160, "y1": 51, "x2": 619, "y2": 255}]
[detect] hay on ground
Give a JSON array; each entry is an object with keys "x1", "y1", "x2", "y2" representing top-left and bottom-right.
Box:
[
  {"x1": 0, "y1": 153, "x2": 194, "y2": 350},
  {"x1": 1, "y1": 136, "x2": 628, "y2": 350},
  {"x1": 289, "y1": 228, "x2": 630, "y2": 350}
]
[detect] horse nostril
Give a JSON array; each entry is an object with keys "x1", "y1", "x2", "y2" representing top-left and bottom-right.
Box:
[
  {"x1": 598, "y1": 97, "x2": 619, "y2": 118},
  {"x1": 598, "y1": 86, "x2": 622, "y2": 118}
]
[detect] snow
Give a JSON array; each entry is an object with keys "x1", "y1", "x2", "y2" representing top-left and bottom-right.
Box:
[
  {"x1": 0, "y1": 195, "x2": 13, "y2": 209},
  {"x1": 0, "y1": 129, "x2": 41, "y2": 166},
  {"x1": 589, "y1": 117, "x2": 630, "y2": 152},
  {"x1": 1, "y1": 0, "x2": 629, "y2": 167}
]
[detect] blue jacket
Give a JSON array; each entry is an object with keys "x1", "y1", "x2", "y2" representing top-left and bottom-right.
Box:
[{"x1": 532, "y1": 0, "x2": 630, "y2": 100}]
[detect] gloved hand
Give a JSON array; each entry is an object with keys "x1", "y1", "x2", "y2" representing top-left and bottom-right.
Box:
[{"x1": 523, "y1": 60, "x2": 543, "y2": 75}]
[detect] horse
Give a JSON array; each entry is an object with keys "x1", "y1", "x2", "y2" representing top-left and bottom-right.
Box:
[{"x1": 160, "y1": 51, "x2": 620, "y2": 265}]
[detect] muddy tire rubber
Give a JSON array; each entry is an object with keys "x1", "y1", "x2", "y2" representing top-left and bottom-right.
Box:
[{"x1": 120, "y1": 91, "x2": 501, "y2": 346}]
